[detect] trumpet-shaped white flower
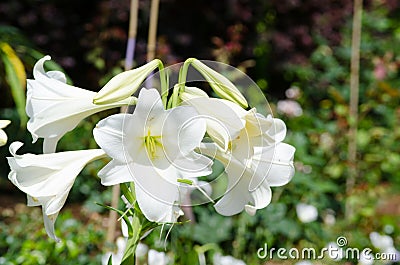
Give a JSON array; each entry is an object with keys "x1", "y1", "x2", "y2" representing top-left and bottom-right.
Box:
[
  {"x1": 26, "y1": 56, "x2": 135, "y2": 153},
  {"x1": 296, "y1": 203, "x2": 318, "y2": 223},
  {"x1": 202, "y1": 142, "x2": 295, "y2": 216},
  {"x1": 0, "y1": 120, "x2": 11, "y2": 147},
  {"x1": 93, "y1": 88, "x2": 213, "y2": 223},
  {"x1": 181, "y1": 88, "x2": 295, "y2": 215},
  {"x1": 7, "y1": 141, "x2": 106, "y2": 241},
  {"x1": 184, "y1": 87, "x2": 294, "y2": 215}
]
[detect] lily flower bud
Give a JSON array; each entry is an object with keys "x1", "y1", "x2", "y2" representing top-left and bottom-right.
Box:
[
  {"x1": 190, "y1": 59, "x2": 248, "y2": 108},
  {"x1": 93, "y1": 59, "x2": 161, "y2": 104}
]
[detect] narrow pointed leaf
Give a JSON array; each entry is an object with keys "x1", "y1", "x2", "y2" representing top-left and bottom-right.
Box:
[{"x1": 0, "y1": 43, "x2": 27, "y2": 127}]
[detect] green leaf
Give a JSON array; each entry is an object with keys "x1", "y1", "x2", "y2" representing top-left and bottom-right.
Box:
[
  {"x1": 95, "y1": 202, "x2": 134, "y2": 237},
  {"x1": 0, "y1": 42, "x2": 27, "y2": 127},
  {"x1": 107, "y1": 255, "x2": 113, "y2": 265}
]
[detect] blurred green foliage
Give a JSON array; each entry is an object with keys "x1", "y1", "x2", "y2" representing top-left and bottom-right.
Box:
[{"x1": 0, "y1": 205, "x2": 104, "y2": 265}]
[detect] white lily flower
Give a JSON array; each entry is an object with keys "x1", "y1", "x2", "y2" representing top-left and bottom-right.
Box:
[
  {"x1": 26, "y1": 56, "x2": 136, "y2": 153},
  {"x1": 93, "y1": 88, "x2": 213, "y2": 223},
  {"x1": 200, "y1": 141, "x2": 295, "y2": 216},
  {"x1": 0, "y1": 120, "x2": 11, "y2": 147},
  {"x1": 296, "y1": 203, "x2": 318, "y2": 223},
  {"x1": 186, "y1": 86, "x2": 294, "y2": 215},
  {"x1": 7, "y1": 141, "x2": 106, "y2": 241}
]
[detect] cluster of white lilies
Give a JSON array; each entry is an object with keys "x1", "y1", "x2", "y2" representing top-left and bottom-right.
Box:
[{"x1": 6, "y1": 56, "x2": 295, "y2": 259}]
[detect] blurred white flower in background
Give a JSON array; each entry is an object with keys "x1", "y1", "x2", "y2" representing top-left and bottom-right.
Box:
[
  {"x1": 0, "y1": 120, "x2": 11, "y2": 147},
  {"x1": 101, "y1": 237, "x2": 126, "y2": 265},
  {"x1": 370, "y1": 232, "x2": 394, "y2": 250},
  {"x1": 277, "y1": 100, "x2": 303, "y2": 117},
  {"x1": 296, "y1": 203, "x2": 318, "y2": 223},
  {"x1": 285, "y1": 86, "x2": 301, "y2": 99},
  {"x1": 148, "y1": 249, "x2": 170, "y2": 265},
  {"x1": 369, "y1": 232, "x2": 400, "y2": 263},
  {"x1": 327, "y1": 242, "x2": 343, "y2": 261},
  {"x1": 136, "y1": 243, "x2": 149, "y2": 259},
  {"x1": 213, "y1": 253, "x2": 246, "y2": 265},
  {"x1": 323, "y1": 209, "x2": 336, "y2": 226},
  {"x1": 358, "y1": 250, "x2": 374, "y2": 265},
  {"x1": 294, "y1": 261, "x2": 313, "y2": 265}
]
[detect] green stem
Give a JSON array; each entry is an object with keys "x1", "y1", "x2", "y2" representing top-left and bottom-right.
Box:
[
  {"x1": 157, "y1": 60, "x2": 169, "y2": 108},
  {"x1": 169, "y1": 58, "x2": 196, "y2": 108},
  {"x1": 170, "y1": 84, "x2": 180, "y2": 108},
  {"x1": 177, "y1": 58, "x2": 195, "y2": 91},
  {"x1": 121, "y1": 214, "x2": 142, "y2": 265}
]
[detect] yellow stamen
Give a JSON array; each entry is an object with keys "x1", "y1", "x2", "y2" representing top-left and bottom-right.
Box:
[{"x1": 144, "y1": 129, "x2": 162, "y2": 160}]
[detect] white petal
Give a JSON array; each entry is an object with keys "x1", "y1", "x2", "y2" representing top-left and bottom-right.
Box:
[
  {"x1": 43, "y1": 209, "x2": 60, "y2": 242},
  {"x1": 247, "y1": 181, "x2": 272, "y2": 214},
  {"x1": 43, "y1": 188, "x2": 70, "y2": 215},
  {"x1": 46, "y1": 70, "x2": 67, "y2": 83},
  {"x1": 27, "y1": 195, "x2": 41, "y2": 207},
  {"x1": 94, "y1": 113, "x2": 138, "y2": 163},
  {"x1": 98, "y1": 160, "x2": 134, "y2": 186},
  {"x1": 249, "y1": 143, "x2": 295, "y2": 191},
  {"x1": 162, "y1": 105, "x2": 206, "y2": 157},
  {"x1": 0, "y1": 129, "x2": 8, "y2": 147},
  {"x1": 173, "y1": 152, "x2": 213, "y2": 178},
  {"x1": 43, "y1": 135, "x2": 62, "y2": 154},
  {"x1": 133, "y1": 163, "x2": 180, "y2": 223},
  {"x1": 183, "y1": 97, "x2": 245, "y2": 150},
  {"x1": 214, "y1": 162, "x2": 251, "y2": 216},
  {"x1": 0, "y1": 120, "x2": 11, "y2": 129},
  {"x1": 134, "y1": 88, "x2": 165, "y2": 122},
  {"x1": 265, "y1": 117, "x2": 287, "y2": 143}
]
